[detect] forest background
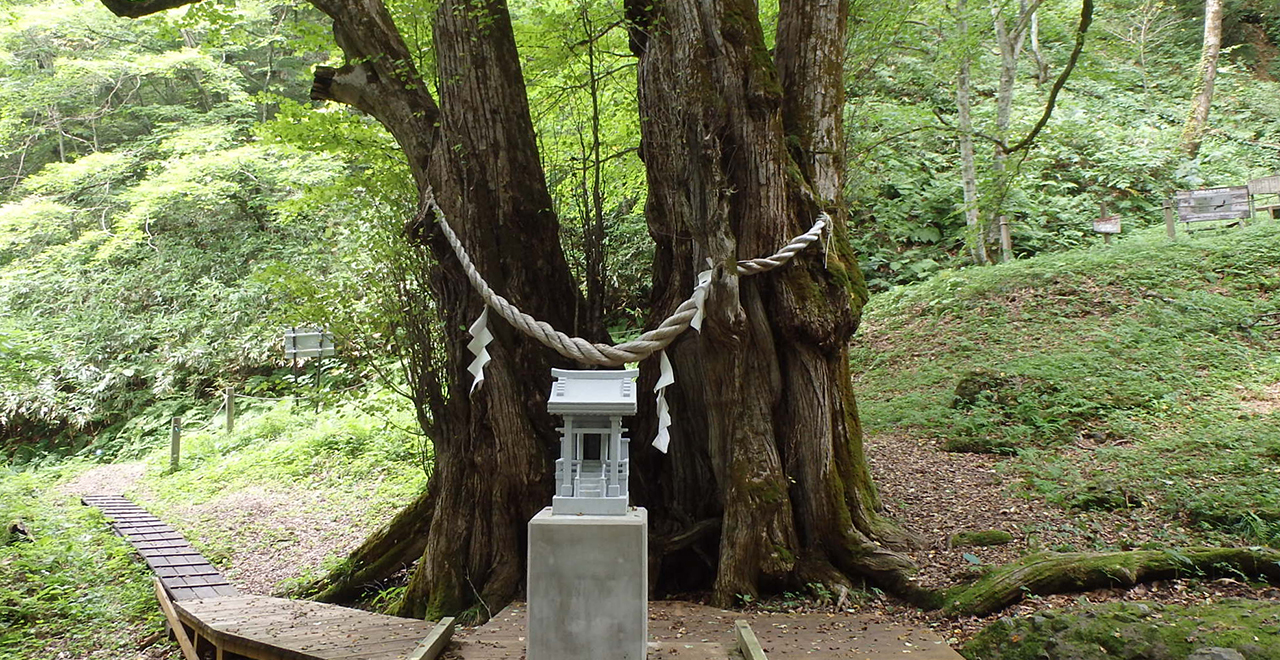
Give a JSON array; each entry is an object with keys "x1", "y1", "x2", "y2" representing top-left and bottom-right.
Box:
[{"x1": 2, "y1": 0, "x2": 1278, "y2": 463}]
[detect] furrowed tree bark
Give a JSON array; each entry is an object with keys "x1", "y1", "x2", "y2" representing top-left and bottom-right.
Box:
[
  {"x1": 395, "y1": 0, "x2": 596, "y2": 621},
  {"x1": 626, "y1": 0, "x2": 915, "y2": 606}
]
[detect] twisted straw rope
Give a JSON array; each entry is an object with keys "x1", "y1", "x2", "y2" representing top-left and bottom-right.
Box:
[{"x1": 429, "y1": 199, "x2": 828, "y2": 367}]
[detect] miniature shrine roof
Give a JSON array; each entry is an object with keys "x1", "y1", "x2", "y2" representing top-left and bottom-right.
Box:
[{"x1": 547, "y1": 369, "x2": 639, "y2": 415}]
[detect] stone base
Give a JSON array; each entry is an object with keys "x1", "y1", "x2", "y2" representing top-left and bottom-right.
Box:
[
  {"x1": 527, "y1": 507, "x2": 647, "y2": 660},
  {"x1": 552, "y1": 495, "x2": 628, "y2": 516}
]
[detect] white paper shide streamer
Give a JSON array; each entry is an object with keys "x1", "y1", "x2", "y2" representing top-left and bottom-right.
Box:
[
  {"x1": 467, "y1": 307, "x2": 493, "y2": 394},
  {"x1": 651, "y1": 350, "x2": 676, "y2": 453}
]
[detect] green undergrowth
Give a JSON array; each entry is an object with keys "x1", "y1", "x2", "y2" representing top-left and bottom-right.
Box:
[
  {"x1": 1, "y1": 388, "x2": 428, "y2": 659},
  {"x1": 139, "y1": 390, "x2": 429, "y2": 504},
  {"x1": 0, "y1": 471, "x2": 172, "y2": 659},
  {"x1": 962, "y1": 599, "x2": 1280, "y2": 660},
  {"x1": 852, "y1": 223, "x2": 1280, "y2": 545},
  {"x1": 129, "y1": 391, "x2": 430, "y2": 575}
]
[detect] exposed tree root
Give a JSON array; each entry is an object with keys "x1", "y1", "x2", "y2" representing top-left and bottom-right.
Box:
[
  {"x1": 942, "y1": 547, "x2": 1280, "y2": 617},
  {"x1": 292, "y1": 488, "x2": 435, "y2": 604}
]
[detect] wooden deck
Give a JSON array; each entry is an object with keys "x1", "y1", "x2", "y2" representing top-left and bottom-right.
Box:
[
  {"x1": 174, "y1": 595, "x2": 439, "y2": 660},
  {"x1": 83, "y1": 494, "x2": 453, "y2": 660},
  {"x1": 82, "y1": 494, "x2": 240, "y2": 600}
]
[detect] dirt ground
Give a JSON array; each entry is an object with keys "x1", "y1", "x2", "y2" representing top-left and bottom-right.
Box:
[{"x1": 445, "y1": 601, "x2": 963, "y2": 659}]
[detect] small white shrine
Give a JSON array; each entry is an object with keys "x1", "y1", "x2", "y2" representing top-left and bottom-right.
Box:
[{"x1": 547, "y1": 368, "x2": 637, "y2": 516}]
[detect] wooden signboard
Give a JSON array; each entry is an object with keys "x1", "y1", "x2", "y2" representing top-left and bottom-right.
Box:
[
  {"x1": 1093, "y1": 216, "x2": 1121, "y2": 234},
  {"x1": 1094, "y1": 202, "x2": 1120, "y2": 244},
  {"x1": 1248, "y1": 175, "x2": 1280, "y2": 217},
  {"x1": 1174, "y1": 186, "x2": 1251, "y2": 223},
  {"x1": 1247, "y1": 175, "x2": 1280, "y2": 197},
  {"x1": 283, "y1": 326, "x2": 335, "y2": 359}
]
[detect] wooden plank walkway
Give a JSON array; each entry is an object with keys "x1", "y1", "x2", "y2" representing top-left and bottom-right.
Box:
[
  {"x1": 83, "y1": 494, "x2": 450, "y2": 660},
  {"x1": 176, "y1": 595, "x2": 437, "y2": 660},
  {"x1": 82, "y1": 494, "x2": 240, "y2": 601}
]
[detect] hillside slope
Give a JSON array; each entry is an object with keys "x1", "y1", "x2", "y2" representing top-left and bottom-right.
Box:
[{"x1": 854, "y1": 222, "x2": 1280, "y2": 549}]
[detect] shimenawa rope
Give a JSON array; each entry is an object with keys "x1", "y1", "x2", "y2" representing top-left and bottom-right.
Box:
[{"x1": 427, "y1": 198, "x2": 828, "y2": 367}]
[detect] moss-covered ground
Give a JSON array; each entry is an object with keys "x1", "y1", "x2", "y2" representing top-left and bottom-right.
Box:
[{"x1": 963, "y1": 599, "x2": 1280, "y2": 660}]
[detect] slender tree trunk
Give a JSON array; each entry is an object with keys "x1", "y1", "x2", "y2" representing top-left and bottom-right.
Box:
[
  {"x1": 1030, "y1": 10, "x2": 1049, "y2": 85},
  {"x1": 1182, "y1": 0, "x2": 1223, "y2": 158},
  {"x1": 954, "y1": 0, "x2": 988, "y2": 265},
  {"x1": 627, "y1": 0, "x2": 915, "y2": 606},
  {"x1": 990, "y1": 2, "x2": 1030, "y2": 264}
]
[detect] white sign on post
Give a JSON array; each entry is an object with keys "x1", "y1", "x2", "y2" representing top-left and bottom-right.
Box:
[
  {"x1": 283, "y1": 327, "x2": 336, "y2": 359},
  {"x1": 1093, "y1": 217, "x2": 1121, "y2": 234}
]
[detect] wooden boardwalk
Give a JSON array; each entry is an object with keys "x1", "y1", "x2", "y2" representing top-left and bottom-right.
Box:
[
  {"x1": 174, "y1": 594, "x2": 440, "y2": 660},
  {"x1": 83, "y1": 494, "x2": 452, "y2": 660},
  {"x1": 82, "y1": 494, "x2": 240, "y2": 601}
]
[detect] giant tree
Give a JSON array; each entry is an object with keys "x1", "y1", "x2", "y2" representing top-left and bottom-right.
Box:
[{"x1": 97, "y1": 0, "x2": 917, "y2": 618}]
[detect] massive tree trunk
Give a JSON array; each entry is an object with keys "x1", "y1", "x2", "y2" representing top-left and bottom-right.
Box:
[
  {"x1": 626, "y1": 0, "x2": 916, "y2": 606},
  {"x1": 1182, "y1": 0, "x2": 1223, "y2": 157},
  {"x1": 192, "y1": 0, "x2": 591, "y2": 620},
  {"x1": 396, "y1": 0, "x2": 600, "y2": 621}
]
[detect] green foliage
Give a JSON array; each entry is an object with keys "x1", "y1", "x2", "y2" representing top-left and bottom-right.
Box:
[
  {"x1": 845, "y1": 0, "x2": 1280, "y2": 288},
  {"x1": 0, "y1": 469, "x2": 169, "y2": 658},
  {"x1": 146, "y1": 393, "x2": 428, "y2": 500},
  {"x1": 852, "y1": 223, "x2": 1280, "y2": 544},
  {"x1": 512, "y1": 0, "x2": 652, "y2": 331},
  {"x1": 0, "y1": 0, "x2": 391, "y2": 461}
]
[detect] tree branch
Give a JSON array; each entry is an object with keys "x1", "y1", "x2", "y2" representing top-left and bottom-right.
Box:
[
  {"x1": 932, "y1": 107, "x2": 1007, "y2": 149},
  {"x1": 1005, "y1": 0, "x2": 1093, "y2": 154},
  {"x1": 98, "y1": 0, "x2": 202, "y2": 18}
]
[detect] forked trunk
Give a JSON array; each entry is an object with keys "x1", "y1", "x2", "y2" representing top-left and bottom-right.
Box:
[{"x1": 100, "y1": 0, "x2": 917, "y2": 619}]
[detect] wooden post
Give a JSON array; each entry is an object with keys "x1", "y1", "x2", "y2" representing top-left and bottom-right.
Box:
[
  {"x1": 1099, "y1": 202, "x2": 1111, "y2": 246},
  {"x1": 999, "y1": 215, "x2": 1012, "y2": 263},
  {"x1": 153, "y1": 578, "x2": 199, "y2": 660},
  {"x1": 170, "y1": 417, "x2": 181, "y2": 471},
  {"x1": 224, "y1": 387, "x2": 235, "y2": 433},
  {"x1": 1163, "y1": 199, "x2": 1176, "y2": 240}
]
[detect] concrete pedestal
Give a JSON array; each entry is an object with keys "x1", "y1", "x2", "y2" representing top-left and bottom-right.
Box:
[{"x1": 527, "y1": 507, "x2": 647, "y2": 660}]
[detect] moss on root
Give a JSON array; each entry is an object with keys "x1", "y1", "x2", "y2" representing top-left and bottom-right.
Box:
[
  {"x1": 950, "y1": 530, "x2": 1015, "y2": 548},
  {"x1": 962, "y1": 599, "x2": 1280, "y2": 660},
  {"x1": 943, "y1": 547, "x2": 1280, "y2": 617}
]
